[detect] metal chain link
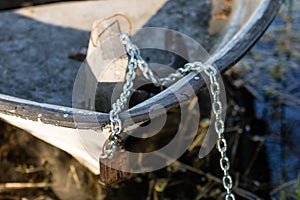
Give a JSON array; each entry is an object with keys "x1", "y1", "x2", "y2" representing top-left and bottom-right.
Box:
[
  {"x1": 100, "y1": 33, "x2": 235, "y2": 199},
  {"x1": 100, "y1": 34, "x2": 138, "y2": 159},
  {"x1": 196, "y1": 62, "x2": 236, "y2": 200},
  {"x1": 120, "y1": 34, "x2": 161, "y2": 86}
]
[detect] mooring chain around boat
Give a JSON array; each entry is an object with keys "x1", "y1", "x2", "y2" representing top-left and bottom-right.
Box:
[{"x1": 100, "y1": 33, "x2": 235, "y2": 200}]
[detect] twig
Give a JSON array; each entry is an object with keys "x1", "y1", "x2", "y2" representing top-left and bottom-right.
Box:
[
  {"x1": 0, "y1": 182, "x2": 52, "y2": 191},
  {"x1": 230, "y1": 131, "x2": 241, "y2": 165},
  {"x1": 270, "y1": 180, "x2": 297, "y2": 196},
  {"x1": 153, "y1": 151, "x2": 263, "y2": 199},
  {"x1": 195, "y1": 181, "x2": 215, "y2": 200},
  {"x1": 243, "y1": 138, "x2": 264, "y2": 177},
  {"x1": 188, "y1": 128, "x2": 206, "y2": 152},
  {"x1": 146, "y1": 179, "x2": 155, "y2": 200},
  {"x1": 234, "y1": 187, "x2": 263, "y2": 200},
  {"x1": 153, "y1": 151, "x2": 221, "y2": 183},
  {"x1": 66, "y1": 165, "x2": 81, "y2": 190}
]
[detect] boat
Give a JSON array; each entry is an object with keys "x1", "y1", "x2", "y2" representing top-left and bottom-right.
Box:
[{"x1": 0, "y1": 0, "x2": 282, "y2": 175}]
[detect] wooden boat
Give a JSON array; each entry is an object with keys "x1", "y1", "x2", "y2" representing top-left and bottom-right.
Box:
[{"x1": 0, "y1": 0, "x2": 282, "y2": 174}]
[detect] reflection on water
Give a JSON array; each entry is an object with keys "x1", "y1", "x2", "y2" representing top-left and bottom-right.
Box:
[{"x1": 230, "y1": 0, "x2": 300, "y2": 198}]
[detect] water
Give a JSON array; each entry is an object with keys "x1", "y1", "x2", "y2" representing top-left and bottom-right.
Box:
[{"x1": 232, "y1": 0, "x2": 300, "y2": 198}]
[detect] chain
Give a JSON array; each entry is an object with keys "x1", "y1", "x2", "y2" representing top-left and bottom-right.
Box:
[
  {"x1": 99, "y1": 34, "x2": 138, "y2": 159},
  {"x1": 194, "y1": 62, "x2": 236, "y2": 200},
  {"x1": 120, "y1": 34, "x2": 161, "y2": 86},
  {"x1": 100, "y1": 33, "x2": 235, "y2": 199}
]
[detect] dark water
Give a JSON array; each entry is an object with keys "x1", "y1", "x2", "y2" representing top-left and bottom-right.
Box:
[{"x1": 231, "y1": 0, "x2": 300, "y2": 198}]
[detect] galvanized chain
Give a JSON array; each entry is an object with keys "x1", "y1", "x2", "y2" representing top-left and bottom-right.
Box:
[
  {"x1": 160, "y1": 62, "x2": 201, "y2": 86},
  {"x1": 99, "y1": 34, "x2": 138, "y2": 159},
  {"x1": 192, "y1": 62, "x2": 236, "y2": 200},
  {"x1": 101, "y1": 33, "x2": 235, "y2": 199},
  {"x1": 120, "y1": 34, "x2": 161, "y2": 86}
]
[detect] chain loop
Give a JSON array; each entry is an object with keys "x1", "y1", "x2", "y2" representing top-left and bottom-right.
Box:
[
  {"x1": 213, "y1": 101, "x2": 222, "y2": 115},
  {"x1": 211, "y1": 81, "x2": 220, "y2": 96},
  {"x1": 202, "y1": 61, "x2": 235, "y2": 199},
  {"x1": 101, "y1": 33, "x2": 235, "y2": 199},
  {"x1": 225, "y1": 193, "x2": 236, "y2": 200},
  {"x1": 223, "y1": 174, "x2": 233, "y2": 191},
  {"x1": 220, "y1": 156, "x2": 230, "y2": 171},
  {"x1": 215, "y1": 119, "x2": 225, "y2": 135}
]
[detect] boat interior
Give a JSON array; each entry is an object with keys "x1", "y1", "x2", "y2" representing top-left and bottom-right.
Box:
[{"x1": 0, "y1": 0, "x2": 281, "y2": 173}]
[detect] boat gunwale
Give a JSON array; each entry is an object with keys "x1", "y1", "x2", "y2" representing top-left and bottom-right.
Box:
[{"x1": 0, "y1": 0, "x2": 282, "y2": 129}]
